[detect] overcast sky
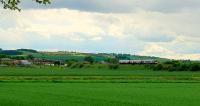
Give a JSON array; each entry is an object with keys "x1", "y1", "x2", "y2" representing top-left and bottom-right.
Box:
[{"x1": 0, "y1": 0, "x2": 200, "y2": 60}]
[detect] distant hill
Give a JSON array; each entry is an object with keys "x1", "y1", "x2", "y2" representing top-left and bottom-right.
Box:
[
  {"x1": 0, "y1": 48, "x2": 169, "y2": 62},
  {"x1": 0, "y1": 50, "x2": 22, "y2": 55},
  {"x1": 17, "y1": 49, "x2": 38, "y2": 53}
]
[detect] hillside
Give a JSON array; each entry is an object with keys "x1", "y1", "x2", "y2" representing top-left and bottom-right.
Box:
[{"x1": 0, "y1": 48, "x2": 169, "y2": 62}]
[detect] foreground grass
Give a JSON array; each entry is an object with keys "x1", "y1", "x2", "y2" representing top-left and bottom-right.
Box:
[
  {"x1": 0, "y1": 82, "x2": 200, "y2": 106},
  {"x1": 0, "y1": 67, "x2": 200, "y2": 106}
]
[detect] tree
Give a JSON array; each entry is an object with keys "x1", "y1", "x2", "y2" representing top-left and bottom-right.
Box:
[
  {"x1": 190, "y1": 63, "x2": 200, "y2": 71},
  {"x1": 0, "y1": 54, "x2": 8, "y2": 58},
  {"x1": 84, "y1": 56, "x2": 94, "y2": 63},
  {"x1": 106, "y1": 58, "x2": 119, "y2": 64},
  {"x1": 27, "y1": 54, "x2": 34, "y2": 60},
  {"x1": 0, "y1": 0, "x2": 50, "y2": 11}
]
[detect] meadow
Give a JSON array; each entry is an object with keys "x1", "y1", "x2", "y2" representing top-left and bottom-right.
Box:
[
  {"x1": 1, "y1": 66, "x2": 200, "y2": 106},
  {"x1": 1, "y1": 66, "x2": 200, "y2": 82},
  {"x1": 1, "y1": 83, "x2": 200, "y2": 106}
]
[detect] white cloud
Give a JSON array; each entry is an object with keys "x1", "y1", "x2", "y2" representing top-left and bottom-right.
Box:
[
  {"x1": 139, "y1": 43, "x2": 174, "y2": 57},
  {"x1": 0, "y1": 7, "x2": 200, "y2": 60}
]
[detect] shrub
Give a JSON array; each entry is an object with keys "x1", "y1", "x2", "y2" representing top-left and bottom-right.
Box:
[
  {"x1": 84, "y1": 56, "x2": 94, "y2": 64},
  {"x1": 1, "y1": 61, "x2": 12, "y2": 66},
  {"x1": 189, "y1": 63, "x2": 200, "y2": 71},
  {"x1": 153, "y1": 64, "x2": 164, "y2": 71},
  {"x1": 167, "y1": 65, "x2": 177, "y2": 72},
  {"x1": 70, "y1": 62, "x2": 85, "y2": 68},
  {"x1": 108, "y1": 64, "x2": 119, "y2": 69},
  {"x1": 70, "y1": 63, "x2": 78, "y2": 68},
  {"x1": 66, "y1": 61, "x2": 75, "y2": 67},
  {"x1": 79, "y1": 63, "x2": 84, "y2": 68},
  {"x1": 178, "y1": 64, "x2": 189, "y2": 71},
  {"x1": 106, "y1": 58, "x2": 119, "y2": 64}
]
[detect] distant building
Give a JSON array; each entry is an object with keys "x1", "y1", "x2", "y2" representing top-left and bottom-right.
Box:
[
  {"x1": 19, "y1": 60, "x2": 32, "y2": 66},
  {"x1": 119, "y1": 60, "x2": 158, "y2": 64}
]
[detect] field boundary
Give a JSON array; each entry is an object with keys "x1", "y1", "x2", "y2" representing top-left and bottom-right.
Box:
[{"x1": 1, "y1": 76, "x2": 200, "y2": 83}]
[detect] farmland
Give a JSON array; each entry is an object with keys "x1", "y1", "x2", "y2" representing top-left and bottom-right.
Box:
[
  {"x1": 1, "y1": 66, "x2": 200, "y2": 82},
  {"x1": 1, "y1": 82, "x2": 200, "y2": 106},
  {"x1": 1, "y1": 65, "x2": 200, "y2": 106}
]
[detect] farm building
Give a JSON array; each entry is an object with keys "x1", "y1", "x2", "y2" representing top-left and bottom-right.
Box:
[
  {"x1": 13, "y1": 60, "x2": 32, "y2": 66},
  {"x1": 19, "y1": 60, "x2": 32, "y2": 65},
  {"x1": 31, "y1": 59, "x2": 53, "y2": 65},
  {"x1": 119, "y1": 60, "x2": 158, "y2": 64},
  {"x1": 31, "y1": 59, "x2": 66, "y2": 66}
]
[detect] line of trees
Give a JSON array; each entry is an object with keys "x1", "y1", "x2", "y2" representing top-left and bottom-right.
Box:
[
  {"x1": 0, "y1": 54, "x2": 34, "y2": 60},
  {"x1": 151, "y1": 61, "x2": 200, "y2": 71}
]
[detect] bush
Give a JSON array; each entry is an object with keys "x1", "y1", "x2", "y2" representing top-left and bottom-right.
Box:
[
  {"x1": 79, "y1": 63, "x2": 84, "y2": 68},
  {"x1": 189, "y1": 63, "x2": 200, "y2": 71},
  {"x1": 70, "y1": 62, "x2": 85, "y2": 68},
  {"x1": 178, "y1": 64, "x2": 189, "y2": 71},
  {"x1": 153, "y1": 64, "x2": 164, "y2": 71},
  {"x1": 84, "y1": 56, "x2": 94, "y2": 64},
  {"x1": 108, "y1": 64, "x2": 119, "y2": 69},
  {"x1": 167, "y1": 65, "x2": 177, "y2": 72},
  {"x1": 1, "y1": 61, "x2": 12, "y2": 66},
  {"x1": 66, "y1": 61, "x2": 75, "y2": 67},
  {"x1": 106, "y1": 58, "x2": 119, "y2": 64},
  {"x1": 151, "y1": 61, "x2": 200, "y2": 72}
]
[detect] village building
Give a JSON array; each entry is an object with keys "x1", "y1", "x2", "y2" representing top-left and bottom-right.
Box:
[{"x1": 19, "y1": 60, "x2": 32, "y2": 66}]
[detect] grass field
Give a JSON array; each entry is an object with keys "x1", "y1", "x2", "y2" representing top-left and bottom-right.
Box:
[
  {"x1": 1, "y1": 82, "x2": 200, "y2": 106},
  {"x1": 0, "y1": 67, "x2": 200, "y2": 106},
  {"x1": 1, "y1": 66, "x2": 200, "y2": 76},
  {"x1": 1, "y1": 67, "x2": 200, "y2": 82}
]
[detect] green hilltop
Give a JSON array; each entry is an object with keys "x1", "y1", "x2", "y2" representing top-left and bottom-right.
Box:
[{"x1": 0, "y1": 48, "x2": 169, "y2": 62}]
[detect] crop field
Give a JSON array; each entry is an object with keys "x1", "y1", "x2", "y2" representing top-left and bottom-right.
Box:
[
  {"x1": 0, "y1": 67, "x2": 200, "y2": 106},
  {"x1": 1, "y1": 82, "x2": 200, "y2": 106},
  {"x1": 1, "y1": 66, "x2": 200, "y2": 76},
  {"x1": 1, "y1": 67, "x2": 200, "y2": 82}
]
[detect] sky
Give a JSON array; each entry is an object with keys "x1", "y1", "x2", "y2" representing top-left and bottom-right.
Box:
[{"x1": 0, "y1": 0, "x2": 200, "y2": 60}]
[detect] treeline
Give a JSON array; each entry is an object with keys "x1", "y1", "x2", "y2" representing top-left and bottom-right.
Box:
[
  {"x1": 0, "y1": 54, "x2": 34, "y2": 60},
  {"x1": 150, "y1": 61, "x2": 200, "y2": 71},
  {"x1": 0, "y1": 49, "x2": 37, "y2": 56},
  {"x1": 65, "y1": 56, "x2": 119, "y2": 69},
  {"x1": 0, "y1": 50, "x2": 22, "y2": 55}
]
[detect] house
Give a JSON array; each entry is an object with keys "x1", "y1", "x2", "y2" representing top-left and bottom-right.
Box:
[
  {"x1": 31, "y1": 59, "x2": 56, "y2": 66},
  {"x1": 16, "y1": 60, "x2": 32, "y2": 66},
  {"x1": 119, "y1": 60, "x2": 158, "y2": 64}
]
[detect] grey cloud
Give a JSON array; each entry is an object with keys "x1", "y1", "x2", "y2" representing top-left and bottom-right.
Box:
[
  {"x1": 146, "y1": 0, "x2": 200, "y2": 13},
  {"x1": 20, "y1": 0, "x2": 200, "y2": 13},
  {"x1": 138, "y1": 34, "x2": 176, "y2": 42}
]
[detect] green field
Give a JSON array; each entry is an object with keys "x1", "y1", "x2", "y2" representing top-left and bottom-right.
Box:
[
  {"x1": 1, "y1": 67, "x2": 200, "y2": 106},
  {"x1": 1, "y1": 67, "x2": 200, "y2": 82},
  {"x1": 1, "y1": 82, "x2": 200, "y2": 106},
  {"x1": 1, "y1": 67, "x2": 200, "y2": 83}
]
